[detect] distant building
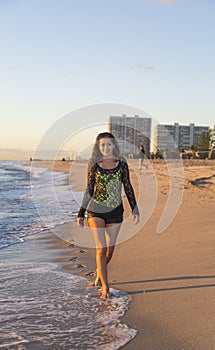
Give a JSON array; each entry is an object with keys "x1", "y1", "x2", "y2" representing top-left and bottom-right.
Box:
[
  {"x1": 154, "y1": 123, "x2": 209, "y2": 152},
  {"x1": 209, "y1": 126, "x2": 215, "y2": 150},
  {"x1": 108, "y1": 114, "x2": 151, "y2": 156}
]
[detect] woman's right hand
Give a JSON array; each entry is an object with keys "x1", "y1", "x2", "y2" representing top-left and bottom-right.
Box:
[
  {"x1": 133, "y1": 214, "x2": 139, "y2": 225},
  {"x1": 77, "y1": 217, "x2": 85, "y2": 228}
]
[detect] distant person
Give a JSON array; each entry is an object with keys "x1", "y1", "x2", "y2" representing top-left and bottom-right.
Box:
[
  {"x1": 139, "y1": 145, "x2": 148, "y2": 170},
  {"x1": 77, "y1": 132, "x2": 139, "y2": 298}
]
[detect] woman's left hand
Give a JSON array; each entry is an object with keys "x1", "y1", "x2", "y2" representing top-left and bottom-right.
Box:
[{"x1": 133, "y1": 214, "x2": 139, "y2": 225}]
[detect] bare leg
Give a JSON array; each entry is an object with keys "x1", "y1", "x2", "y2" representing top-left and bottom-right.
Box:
[
  {"x1": 88, "y1": 217, "x2": 109, "y2": 298},
  {"x1": 94, "y1": 268, "x2": 101, "y2": 287},
  {"x1": 96, "y1": 247, "x2": 109, "y2": 298},
  {"x1": 105, "y1": 223, "x2": 122, "y2": 263},
  {"x1": 139, "y1": 158, "x2": 148, "y2": 170},
  {"x1": 97, "y1": 223, "x2": 122, "y2": 296},
  {"x1": 88, "y1": 218, "x2": 122, "y2": 298}
]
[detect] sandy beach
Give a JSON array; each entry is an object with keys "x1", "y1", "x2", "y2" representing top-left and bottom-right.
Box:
[{"x1": 18, "y1": 158, "x2": 215, "y2": 349}]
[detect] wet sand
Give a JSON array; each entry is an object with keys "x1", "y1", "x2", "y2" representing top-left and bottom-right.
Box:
[{"x1": 25, "y1": 158, "x2": 215, "y2": 349}]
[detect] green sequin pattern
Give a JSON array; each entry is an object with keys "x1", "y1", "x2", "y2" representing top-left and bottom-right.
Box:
[
  {"x1": 93, "y1": 169, "x2": 122, "y2": 208},
  {"x1": 77, "y1": 159, "x2": 139, "y2": 218}
]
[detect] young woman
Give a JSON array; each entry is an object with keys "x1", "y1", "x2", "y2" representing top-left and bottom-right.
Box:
[{"x1": 77, "y1": 132, "x2": 139, "y2": 298}]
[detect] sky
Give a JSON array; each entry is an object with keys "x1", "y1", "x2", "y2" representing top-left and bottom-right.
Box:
[{"x1": 0, "y1": 0, "x2": 215, "y2": 159}]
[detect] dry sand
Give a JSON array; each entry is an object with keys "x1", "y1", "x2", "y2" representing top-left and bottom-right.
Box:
[{"x1": 27, "y1": 158, "x2": 215, "y2": 349}]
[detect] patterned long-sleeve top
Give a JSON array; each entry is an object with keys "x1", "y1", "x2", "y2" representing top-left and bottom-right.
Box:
[{"x1": 77, "y1": 158, "x2": 139, "y2": 218}]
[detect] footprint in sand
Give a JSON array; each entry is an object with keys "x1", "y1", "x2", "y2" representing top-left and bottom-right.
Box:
[
  {"x1": 70, "y1": 256, "x2": 78, "y2": 261},
  {"x1": 85, "y1": 271, "x2": 96, "y2": 277},
  {"x1": 72, "y1": 249, "x2": 87, "y2": 255},
  {"x1": 71, "y1": 264, "x2": 86, "y2": 269}
]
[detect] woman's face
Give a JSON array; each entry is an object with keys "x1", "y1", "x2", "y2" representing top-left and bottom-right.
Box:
[{"x1": 99, "y1": 138, "x2": 115, "y2": 158}]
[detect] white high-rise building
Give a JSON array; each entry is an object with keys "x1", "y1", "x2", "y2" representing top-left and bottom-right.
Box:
[
  {"x1": 108, "y1": 115, "x2": 151, "y2": 156},
  {"x1": 154, "y1": 123, "x2": 209, "y2": 152}
]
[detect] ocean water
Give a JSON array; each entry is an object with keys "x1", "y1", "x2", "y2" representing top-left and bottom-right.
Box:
[
  {"x1": 0, "y1": 261, "x2": 137, "y2": 350},
  {"x1": 0, "y1": 160, "x2": 79, "y2": 249},
  {"x1": 0, "y1": 161, "x2": 137, "y2": 349}
]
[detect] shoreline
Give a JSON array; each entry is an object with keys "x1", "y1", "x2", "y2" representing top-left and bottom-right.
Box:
[
  {"x1": 1, "y1": 228, "x2": 138, "y2": 350},
  {"x1": 20, "y1": 159, "x2": 215, "y2": 349}
]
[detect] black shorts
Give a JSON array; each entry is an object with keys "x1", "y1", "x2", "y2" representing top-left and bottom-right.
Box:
[{"x1": 87, "y1": 203, "x2": 124, "y2": 225}]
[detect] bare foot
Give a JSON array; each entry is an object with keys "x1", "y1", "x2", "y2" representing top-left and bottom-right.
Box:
[
  {"x1": 100, "y1": 287, "x2": 111, "y2": 299},
  {"x1": 87, "y1": 269, "x2": 101, "y2": 287}
]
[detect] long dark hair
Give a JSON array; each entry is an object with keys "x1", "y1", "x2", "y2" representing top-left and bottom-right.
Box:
[{"x1": 91, "y1": 132, "x2": 120, "y2": 163}]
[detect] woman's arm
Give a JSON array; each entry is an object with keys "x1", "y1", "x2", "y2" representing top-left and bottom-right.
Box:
[
  {"x1": 77, "y1": 162, "x2": 95, "y2": 218},
  {"x1": 121, "y1": 160, "x2": 139, "y2": 216}
]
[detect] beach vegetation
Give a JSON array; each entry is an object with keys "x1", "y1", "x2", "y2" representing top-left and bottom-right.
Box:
[
  {"x1": 190, "y1": 144, "x2": 198, "y2": 151},
  {"x1": 198, "y1": 131, "x2": 210, "y2": 151}
]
